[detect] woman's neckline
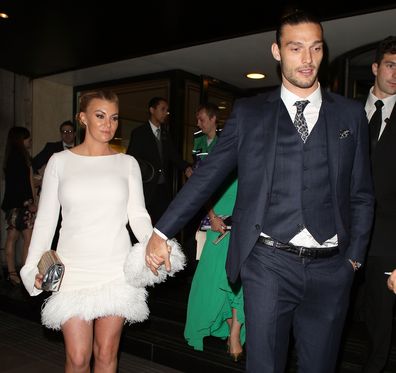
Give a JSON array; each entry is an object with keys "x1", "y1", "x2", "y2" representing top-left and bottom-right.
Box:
[{"x1": 67, "y1": 149, "x2": 120, "y2": 158}]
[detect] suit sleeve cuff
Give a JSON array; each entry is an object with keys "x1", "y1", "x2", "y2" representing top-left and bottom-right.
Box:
[{"x1": 154, "y1": 227, "x2": 168, "y2": 240}]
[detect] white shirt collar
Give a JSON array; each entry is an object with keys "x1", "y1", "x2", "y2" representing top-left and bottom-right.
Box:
[
  {"x1": 149, "y1": 120, "x2": 160, "y2": 135},
  {"x1": 365, "y1": 86, "x2": 396, "y2": 118},
  {"x1": 281, "y1": 83, "x2": 322, "y2": 110}
]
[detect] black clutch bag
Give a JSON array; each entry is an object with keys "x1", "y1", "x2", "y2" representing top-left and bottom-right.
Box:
[{"x1": 37, "y1": 250, "x2": 65, "y2": 292}]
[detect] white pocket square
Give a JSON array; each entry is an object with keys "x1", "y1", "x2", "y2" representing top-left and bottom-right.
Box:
[{"x1": 339, "y1": 129, "x2": 351, "y2": 139}]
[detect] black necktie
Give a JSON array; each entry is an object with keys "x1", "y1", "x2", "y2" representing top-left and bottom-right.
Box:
[
  {"x1": 294, "y1": 100, "x2": 310, "y2": 143},
  {"x1": 369, "y1": 99, "x2": 384, "y2": 152}
]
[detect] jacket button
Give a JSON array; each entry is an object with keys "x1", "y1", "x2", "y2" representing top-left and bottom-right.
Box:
[{"x1": 255, "y1": 224, "x2": 260, "y2": 230}]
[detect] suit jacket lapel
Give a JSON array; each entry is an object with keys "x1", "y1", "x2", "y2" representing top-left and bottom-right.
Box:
[
  {"x1": 256, "y1": 89, "x2": 282, "y2": 207},
  {"x1": 322, "y1": 90, "x2": 340, "y2": 196},
  {"x1": 144, "y1": 122, "x2": 162, "y2": 160},
  {"x1": 378, "y1": 100, "x2": 396, "y2": 141}
]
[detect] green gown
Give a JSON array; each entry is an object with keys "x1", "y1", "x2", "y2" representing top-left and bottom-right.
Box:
[{"x1": 184, "y1": 178, "x2": 245, "y2": 351}]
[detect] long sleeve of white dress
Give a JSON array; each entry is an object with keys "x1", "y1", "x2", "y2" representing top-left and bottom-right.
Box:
[{"x1": 20, "y1": 154, "x2": 61, "y2": 295}]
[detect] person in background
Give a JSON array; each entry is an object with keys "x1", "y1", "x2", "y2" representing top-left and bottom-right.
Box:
[
  {"x1": 126, "y1": 97, "x2": 192, "y2": 225},
  {"x1": 184, "y1": 103, "x2": 244, "y2": 360},
  {"x1": 32, "y1": 120, "x2": 76, "y2": 250},
  {"x1": 361, "y1": 35, "x2": 396, "y2": 373},
  {"x1": 32, "y1": 120, "x2": 76, "y2": 173},
  {"x1": 184, "y1": 176, "x2": 245, "y2": 361},
  {"x1": 20, "y1": 90, "x2": 153, "y2": 373},
  {"x1": 145, "y1": 10, "x2": 374, "y2": 373},
  {"x1": 183, "y1": 103, "x2": 222, "y2": 272},
  {"x1": 192, "y1": 102, "x2": 220, "y2": 166},
  {"x1": 1, "y1": 127, "x2": 37, "y2": 286}
]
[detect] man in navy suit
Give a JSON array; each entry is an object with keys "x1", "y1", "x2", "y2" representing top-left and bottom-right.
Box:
[
  {"x1": 32, "y1": 120, "x2": 75, "y2": 172},
  {"x1": 146, "y1": 10, "x2": 374, "y2": 373},
  {"x1": 32, "y1": 120, "x2": 75, "y2": 249}
]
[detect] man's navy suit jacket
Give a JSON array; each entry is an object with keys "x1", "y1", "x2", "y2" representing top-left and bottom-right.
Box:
[
  {"x1": 157, "y1": 88, "x2": 375, "y2": 282},
  {"x1": 369, "y1": 102, "x2": 396, "y2": 256}
]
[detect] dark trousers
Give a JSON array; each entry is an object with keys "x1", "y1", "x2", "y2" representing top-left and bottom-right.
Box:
[
  {"x1": 240, "y1": 242, "x2": 354, "y2": 373},
  {"x1": 363, "y1": 255, "x2": 396, "y2": 373}
]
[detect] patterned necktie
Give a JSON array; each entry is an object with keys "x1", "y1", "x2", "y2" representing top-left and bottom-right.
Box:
[
  {"x1": 294, "y1": 100, "x2": 310, "y2": 143},
  {"x1": 369, "y1": 99, "x2": 384, "y2": 153},
  {"x1": 155, "y1": 128, "x2": 161, "y2": 140}
]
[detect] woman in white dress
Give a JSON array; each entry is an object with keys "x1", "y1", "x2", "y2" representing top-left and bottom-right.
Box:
[{"x1": 21, "y1": 90, "x2": 153, "y2": 373}]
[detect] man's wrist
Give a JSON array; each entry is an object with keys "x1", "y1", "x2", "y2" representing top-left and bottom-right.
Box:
[{"x1": 153, "y1": 228, "x2": 168, "y2": 240}]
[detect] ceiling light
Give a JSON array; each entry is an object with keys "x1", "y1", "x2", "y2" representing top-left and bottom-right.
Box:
[
  {"x1": 0, "y1": 13, "x2": 9, "y2": 19},
  {"x1": 246, "y1": 72, "x2": 266, "y2": 80}
]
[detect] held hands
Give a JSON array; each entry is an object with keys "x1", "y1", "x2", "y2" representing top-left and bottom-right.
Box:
[
  {"x1": 34, "y1": 272, "x2": 44, "y2": 290},
  {"x1": 387, "y1": 270, "x2": 396, "y2": 294},
  {"x1": 145, "y1": 232, "x2": 172, "y2": 275}
]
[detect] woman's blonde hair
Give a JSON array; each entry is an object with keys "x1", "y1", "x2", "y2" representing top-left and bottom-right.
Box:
[{"x1": 75, "y1": 90, "x2": 119, "y2": 125}]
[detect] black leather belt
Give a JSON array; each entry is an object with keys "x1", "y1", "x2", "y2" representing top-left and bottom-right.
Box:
[{"x1": 257, "y1": 236, "x2": 339, "y2": 258}]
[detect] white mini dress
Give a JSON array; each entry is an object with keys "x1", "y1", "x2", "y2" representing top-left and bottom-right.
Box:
[{"x1": 21, "y1": 150, "x2": 153, "y2": 330}]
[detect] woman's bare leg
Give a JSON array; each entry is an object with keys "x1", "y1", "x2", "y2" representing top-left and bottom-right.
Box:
[
  {"x1": 21, "y1": 228, "x2": 32, "y2": 265},
  {"x1": 5, "y1": 228, "x2": 20, "y2": 283},
  {"x1": 62, "y1": 317, "x2": 93, "y2": 373},
  {"x1": 229, "y1": 308, "x2": 243, "y2": 356},
  {"x1": 92, "y1": 316, "x2": 125, "y2": 373}
]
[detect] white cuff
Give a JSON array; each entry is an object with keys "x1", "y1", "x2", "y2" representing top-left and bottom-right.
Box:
[{"x1": 154, "y1": 227, "x2": 168, "y2": 240}]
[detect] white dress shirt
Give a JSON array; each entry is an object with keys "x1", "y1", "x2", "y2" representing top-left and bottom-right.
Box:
[{"x1": 149, "y1": 121, "x2": 161, "y2": 138}]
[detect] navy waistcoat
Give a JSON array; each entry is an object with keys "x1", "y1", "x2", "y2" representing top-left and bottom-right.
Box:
[{"x1": 262, "y1": 103, "x2": 336, "y2": 244}]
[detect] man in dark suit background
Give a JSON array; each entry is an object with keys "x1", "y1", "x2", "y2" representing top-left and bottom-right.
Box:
[
  {"x1": 145, "y1": 10, "x2": 374, "y2": 373},
  {"x1": 362, "y1": 35, "x2": 396, "y2": 373},
  {"x1": 32, "y1": 120, "x2": 75, "y2": 172},
  {"x1": 126, "y1": 97, "x2": 192, "y2": 225}
]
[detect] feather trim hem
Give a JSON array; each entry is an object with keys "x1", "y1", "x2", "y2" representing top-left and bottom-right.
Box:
[{"x1": 41, "y1": 280, "x2": 148, "y2": 330}]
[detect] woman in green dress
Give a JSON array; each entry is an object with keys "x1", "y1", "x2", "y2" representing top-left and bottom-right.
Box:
[
  {"x1": 184, "y1": 178, "x2": 244, "y2": 360},
  {"x1": 184, "y1": 103, "x2": 245, "y2": 361}
]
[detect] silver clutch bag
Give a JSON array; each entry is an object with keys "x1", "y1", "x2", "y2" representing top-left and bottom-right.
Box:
[{"x1": 37, "y1": 250, "x2": 65, "y2": 292}]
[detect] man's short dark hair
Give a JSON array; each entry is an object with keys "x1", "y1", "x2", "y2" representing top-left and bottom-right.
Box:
[
  {"x1": 148, "y1": 97, "x2": 168, "y2": 110},
  {"x1": 276, "y1": 9, "x2": 323, "y2": 46},
  {"x1": 375, "y1": 36, "x2": 396, "y2": 64},
  {"x1": 59, "y1": 120, "x2": 75, "y2": 132}
]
